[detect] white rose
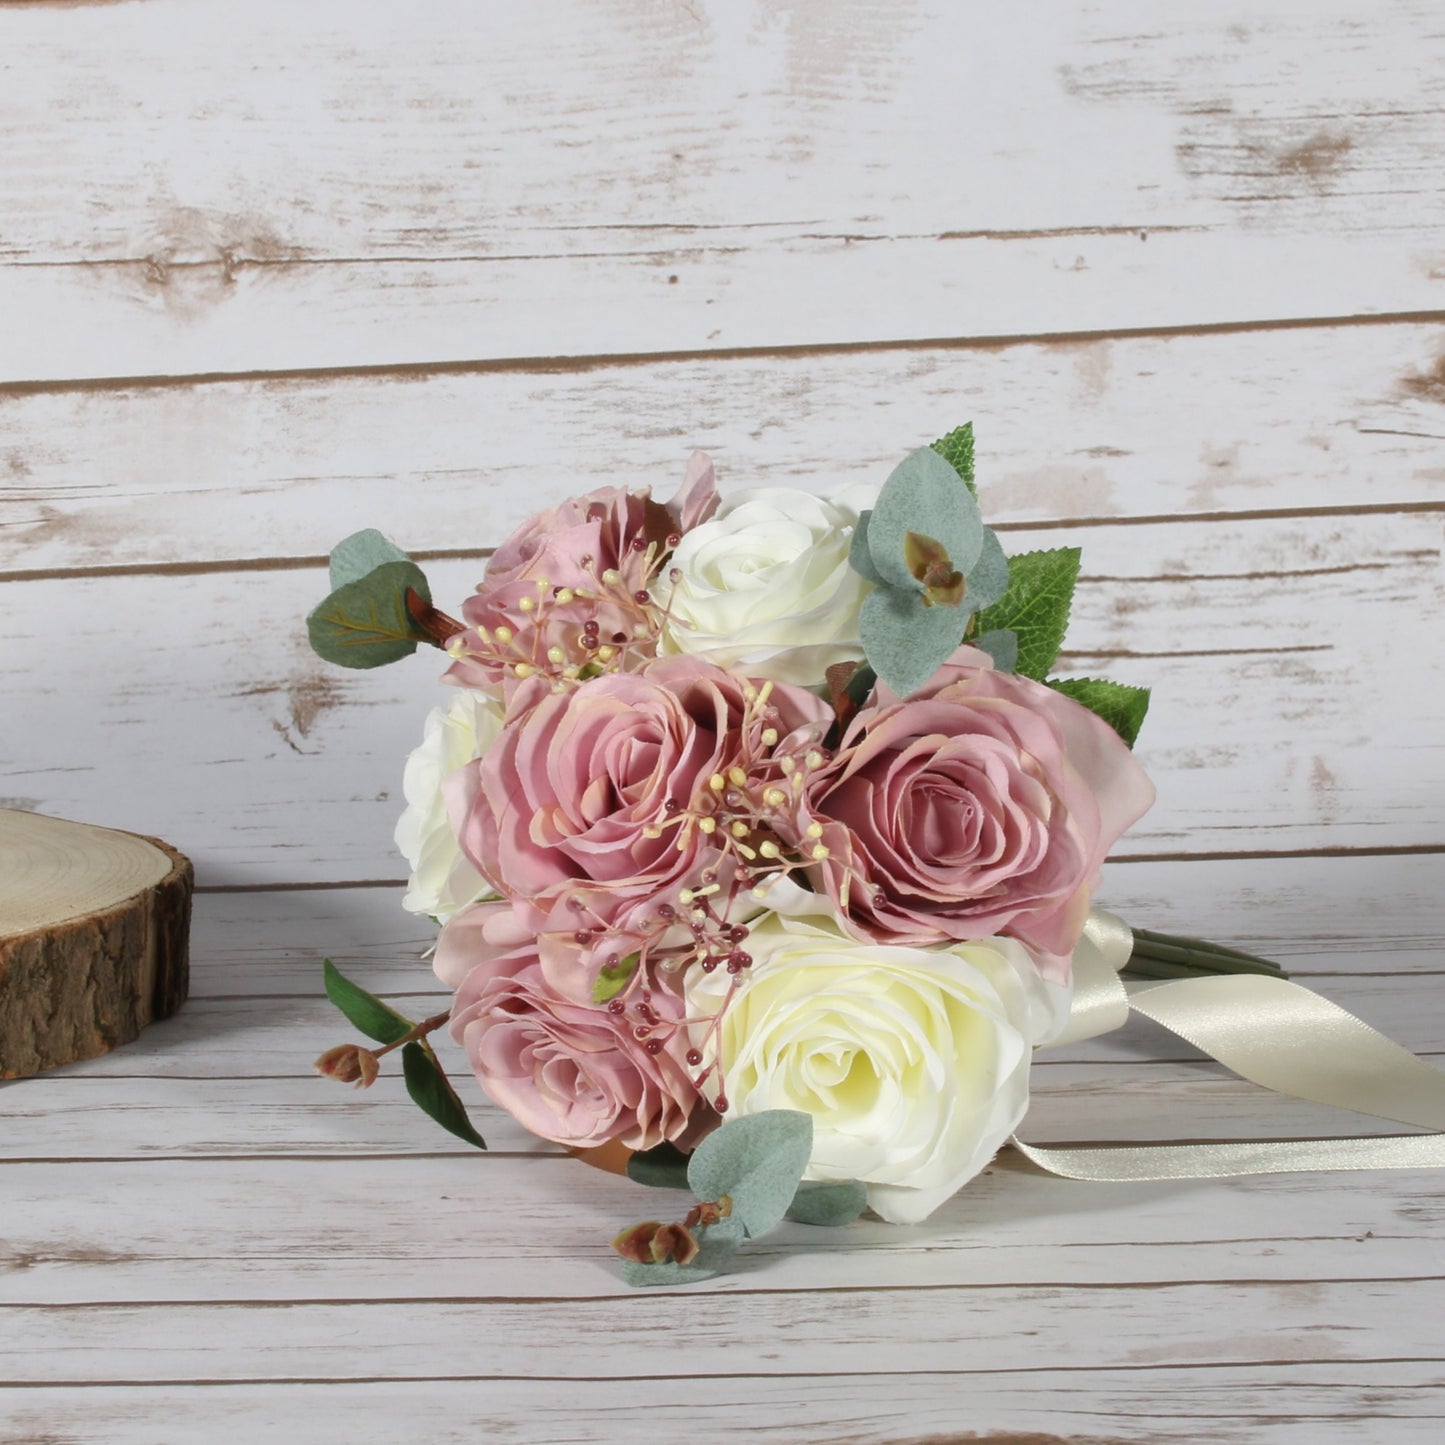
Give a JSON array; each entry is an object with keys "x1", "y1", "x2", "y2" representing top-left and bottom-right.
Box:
[
  {"x1": 685, "y1": 898, "x2": 1070, "y2": 1224},
  {"x1": 657, "y1": 486, "x2": 874, "y2": 685},
  {"x1": 394, "y1": 689, "x2": 504, "y2": 922}
]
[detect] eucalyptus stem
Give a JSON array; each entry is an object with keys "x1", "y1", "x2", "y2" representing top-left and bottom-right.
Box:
[{"x1": 1122, "y1": 929, "x2": 1289, "y2": 982}]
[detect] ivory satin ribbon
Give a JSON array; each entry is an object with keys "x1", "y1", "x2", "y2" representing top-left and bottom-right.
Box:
[{"x1": 1012, "y1": 909, "x2": 1445, "y2": 1182}]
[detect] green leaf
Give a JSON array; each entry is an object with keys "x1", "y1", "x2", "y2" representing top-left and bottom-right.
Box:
[
  {"x1": 591, "y1": 952, "x2": 640, "y2": 1004},
  {"x1": 966, "y1": 528, "x2": 1010, "y2": 612},
  {"x1": 1047, "y1": 676, "x2": 1151, "y2": 748},
  {"x1": 322, "y1": 959, "x2": 414, "y2": 1045},
  {"x1": 859, "y1": 585, "x2": 970, "y2": 699},
  {"x1": 974, "y1": 547, "x2": 1081, "y2": 682},
  {"x1": 848, "y1": 510, "x2": 885, "y2": 586},
  {"x1": 307, "y1": 559, "x2": 434, "y2": 670},
  {"x1": 972, "y1": 628, "x2": 1019, "y2": 672},
  {"x1": 328, "y1": 528, "x2": 412, "y2": 592},
  {"x1": 866, "y1": 447, "x2": 984, "y2": 591},
  {"x1": 402, "y1": 1040, "x2": 488, "y2": 1150},
  {"x1": 931, "y1": 422, "x2": 977, "y2": 498},
  {"x1": 785, "y1": 1179, "x2": 868, "y2": 1227},
  {"x1": 620, "y1": 1218, "x2": 745, "y2": 1288},
  {"x1": 687, "y1": 1110, "x2": 813, "y2": 1239},
  {"x1": 626, "y1": 1141, "x2": 692, "y2": 1190}
]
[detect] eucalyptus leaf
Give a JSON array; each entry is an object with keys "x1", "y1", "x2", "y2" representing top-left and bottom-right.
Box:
[
  {"x1": 687, "y1": 1110, "x2": 813, "y2": 1239},
  {"x1": 785, "y1": 1178, "x2": 869, "y2": 1227},
  {"x1": 972, "y1": 628, "x2": 1019, "y2": 672},
  {"x1": 626, "y1": 1140, "x2": 692, "y2": 1190},
  {"x1": 328, "y1": 528, "x2": 413, "y2": 592},
  {"x1": 402, "y1": 1040, "x2": 488, "y2": 1150},
  {"x1": 1047, "y1": 676, "x2": 1151, "y2": 748},
  {"x1": 965, "y1": 528, "x2": 1011, "y2": 613},
  {"x1": 591, "y1": 952, "x2": 640, "y2": 1004},
  {"x1": 975, "y1": 547, "x2": 1081, "y2": 681},
  {"x1": 307, "y1": 559, "x2": 433, "y2": 670},
  {"x1": 859, "y1": 586, "x2": 969, "y2": 699},
  {"x1": 866, "y1": 447, "x2": 984, "y2": 591},
  {"x1": 322, "y1": 959, "x2": 413, "y2": 1045},
  {"x1": 848, "y1": 510, "x2": 885, "y2": 585},
  {"x1": 930, "y1": 422, "x2": 977, "y2": 497}
]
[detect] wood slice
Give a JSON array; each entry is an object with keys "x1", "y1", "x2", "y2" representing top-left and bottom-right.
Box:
[{"x1": 0, "y1": 809, "x2": 192, "y2": 1079}]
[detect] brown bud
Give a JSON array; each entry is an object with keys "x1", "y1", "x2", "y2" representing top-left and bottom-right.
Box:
[
  {"x1": 684, "y1": 1196, "x2": 731, "y2": 1230},
  {"x1": 610, "y1": 1219, "x2": 701, "y2": 1266},
  {"x1": 314, "y1": 1043, "x2": 380, "y2": 1088},
  {"x1": 611, "y1": 1221, "x2": 666, "y2": 1263}
]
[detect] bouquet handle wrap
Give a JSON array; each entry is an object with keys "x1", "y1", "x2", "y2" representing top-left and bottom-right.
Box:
[{"x1": 1016, "y1": 910, "x2": 1445, "y2": 1181}]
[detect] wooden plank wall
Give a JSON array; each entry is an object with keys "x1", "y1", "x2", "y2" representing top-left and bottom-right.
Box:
[{"x1": 2, "y1": 2, "x2": 1443, "y2": 1441}]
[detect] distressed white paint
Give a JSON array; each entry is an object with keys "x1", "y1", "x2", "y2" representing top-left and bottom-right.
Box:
[{"x1": 2, "y1": 1, "x2": 1443, "y2": 1438}]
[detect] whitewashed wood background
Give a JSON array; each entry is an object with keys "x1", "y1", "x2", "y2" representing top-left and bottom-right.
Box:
[{"x1": 3, "y1": 1, "x2": 1444, "y2": 1440}]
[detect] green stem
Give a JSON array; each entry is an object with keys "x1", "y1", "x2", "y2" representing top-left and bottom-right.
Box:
[{"x1": 1123, "y1": 929, "x2": 1289, "y2": 982}]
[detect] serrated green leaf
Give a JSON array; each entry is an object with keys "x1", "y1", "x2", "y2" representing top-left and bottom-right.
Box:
[
  {"x1": 785, "y1": 1179, "x2": 868, "y2": 1227},
  {"x1": 626, "y1": 1141, "x2": 692, "y2": 1190},
  {"x1": 859, "y1": 585, "x2": 969, "y2": 699},
  {"x1": 328, "y1": 528, "x2": 412, "y2": 592},
  {"x1": 972, "y1": 628, "x2": 1019, "y2": 672},
  {"x1": 931, "y1": 422, "x2": 977, "y2": 497},
  {"x1": 1047, "y1": 676, "x2": 1151, "y2": 748},
  {"x1": 974, "y1": 547, "x2": 1081, "y2": 681},
  {"x1": 322, "y1": 958, "x2": 414, "y2": 1045},
  {"x1": 402, "y1": 1040, "x2": 488, "y2": 1150},
  {"x1": 620, "y1": 1218, "x2": 745, "y2": 1288},
  {"x1": 687, "y1": 1110, "x2": 813, "y2": 1239},
  {"x1": 867, "y1": 447, "x2": 984, "y2": 591},
  {"x1": 307, "y1": 559, "x2": 433, "y2": 670},
  {"x1": 591, "y1": 952, "x2": 640, "y2": 1004}
]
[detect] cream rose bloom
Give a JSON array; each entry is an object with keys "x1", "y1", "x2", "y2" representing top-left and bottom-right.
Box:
[
  {"x1": 656, "y1": 487, "x2": 873, "y2": 684},
  {"x1": 394, "y1": 689, "x2": 504, "y2": 922},
  {"x1": 685, "y1": 889, "x2": 1070, "y2": 1223}
]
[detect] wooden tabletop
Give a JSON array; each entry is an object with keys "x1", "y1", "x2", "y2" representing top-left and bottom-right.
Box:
[{"x1": 3, "y1": 2, "x2": 1443, "y2": 1440}]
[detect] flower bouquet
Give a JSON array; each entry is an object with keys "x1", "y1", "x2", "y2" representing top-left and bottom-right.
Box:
[{"x1": 310, "y1": 426, "x2": 1445, "y2": 1285}]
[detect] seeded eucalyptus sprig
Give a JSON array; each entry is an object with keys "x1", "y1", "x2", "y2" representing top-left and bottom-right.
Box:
[
  {"x1": 614, "y1": 1111, "x2": 868, "y2": 1286},
  {"x1": 848, "y1": 424, "x2": 1152, "y2": 748}
]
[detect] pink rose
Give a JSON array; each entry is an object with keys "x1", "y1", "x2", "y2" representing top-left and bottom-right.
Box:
[
  {"x1": 485, "y1": 450, "x2": 717, "y2": 591},
  {"x1": 446, "y1": 656, "x2": 833, "y2": 936},
  {"x1": 444, "y1": 452, "x2": 718, "y2": 692},
  {"x1": 799, "y1": 648, "x2": 1154, "y2": 980},
  {"x1": 439, "y1": 909, "x2": 712, "y2": 1151}
]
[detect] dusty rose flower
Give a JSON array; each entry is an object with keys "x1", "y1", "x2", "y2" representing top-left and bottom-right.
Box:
[
  {"x1": 439, "y1": 912, "x2": 711, "y2": 1151},
  {"x1": 799, "y1": 647, "x2": 1154, "y2": 980},
  {"x1": 445, "y1": 656, "x2": 832, "y2": 936},
  {"x1": 443, "y1": 452, "x2": 718, "y2": 691},
  {"x1": 485, "y1": 450, "x2": 717, "y2": 591}
]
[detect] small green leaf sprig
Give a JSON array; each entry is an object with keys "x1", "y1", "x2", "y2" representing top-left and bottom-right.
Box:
[
  {"x1": 314, "y1": 960, "x2": 487, "y2": 1150},
  {"x1": 848, "y1": 424, "x2": 1150, "y2": 747},
  {"x1": 307, "y1": 529, "x2": 462, "y2": 669},
  {"x1": 612, "y1": 1112, "x2": 867, "y2": 1286}
]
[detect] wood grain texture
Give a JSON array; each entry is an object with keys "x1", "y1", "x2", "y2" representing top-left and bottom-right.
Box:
[
  {"x1": 0, "y1": 818, "x2": 191, "y2": 1079},
  {"x1": 2, "y1": 2, "x2": 1444, "y2": 381},
  {"x1": 3, "y1": 321, "x2": 1445, "y2": 576},
  {"x1": 3, "y1": 1367, "x2": 1442, "y2": 1445}
]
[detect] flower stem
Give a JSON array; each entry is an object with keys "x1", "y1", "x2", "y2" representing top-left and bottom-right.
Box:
[
  {"x1": 372, "y1": 1008, "x2": 452, "y2": 1059},
  {"x1": 1123, "y1": 928, "x2": 1290, "y2": 982}
]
